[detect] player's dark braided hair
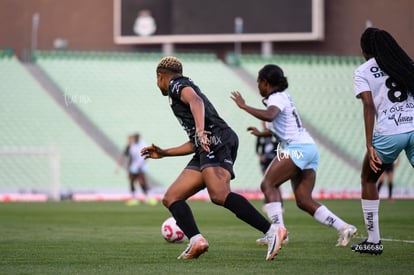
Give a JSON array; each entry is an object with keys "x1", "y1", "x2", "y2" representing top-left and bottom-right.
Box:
[
  {"x1": 361, "y1": 27, "x2": 414, "y2": 97},
  {"x1": 258, "y1": 64, "x2": 288, "y2": 92}
]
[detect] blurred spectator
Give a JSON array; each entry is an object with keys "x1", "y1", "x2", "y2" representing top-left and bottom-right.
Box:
[
  {"x1": 377, "y1": 157, "x2": 399, "y2": 202},
  {"x1": 117, "y1": 133, "x2": 148, "y2": 205},
  {"x1": 249, "y1": 121, "x2": 279, "y2": 174},
  {"x1": 133, "y1": 9, "x2": 157, "y2": 36}
]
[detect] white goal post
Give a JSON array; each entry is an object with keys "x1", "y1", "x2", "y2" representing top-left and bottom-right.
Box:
[{"x1": 0, "y1": 147, "x2": 61, "y2": 201}]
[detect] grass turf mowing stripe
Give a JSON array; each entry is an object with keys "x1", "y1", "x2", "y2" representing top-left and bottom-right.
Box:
[{"x1": 0, "y1": 200, "x2": 413, "y2": 274}]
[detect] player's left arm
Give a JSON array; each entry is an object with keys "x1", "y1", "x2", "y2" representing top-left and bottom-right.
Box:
[{"x1": 180, "y1": 87, "x2": 210, "y2": 152}]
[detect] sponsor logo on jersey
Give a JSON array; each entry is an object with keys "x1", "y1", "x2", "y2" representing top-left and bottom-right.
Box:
[
  {"x1": 388, "y1": 113, "x2": 414, "y2": 126},
  {"x1": 206, "y1": 151, "x2": 215, "y2": 159}
]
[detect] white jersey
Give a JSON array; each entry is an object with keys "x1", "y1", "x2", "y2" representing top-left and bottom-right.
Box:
[
  {"x1": 266, "y1": 90, "x2": 314, "y2": 147},
  {"x1": 354, "y1": 58, "x2": 414, "y2": 135},
  {"x1": 128, "y1": 141, "x2": 146, "y2": 172}
]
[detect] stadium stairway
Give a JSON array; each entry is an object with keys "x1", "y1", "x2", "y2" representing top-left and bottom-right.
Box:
[
  {"x1": 22, "y1": 61, "x2": 161, "y2": 194},
  {"x1": 0, "y1": 54, "x2": 138, "y2": 200},
  {"x1": 24, "y1": 63, "x2": 120, "y2": 161}
]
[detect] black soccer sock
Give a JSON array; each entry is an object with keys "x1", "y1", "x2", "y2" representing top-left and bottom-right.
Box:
[
  {"x1": 377, "y1": 181, "x2": 383, "y2": 192},
  {"x1": 140, "y1": 183, "x2": 148, "y2": 195},
  {"x1": 224, "y1": 192, "x2": 271, "y2": 234},
  {"x1": 169, "y1": 200, "x2": 200, "y2": 239},
  {"x1": 388, "y1": 182, "x2": 393, "y2": 199}
]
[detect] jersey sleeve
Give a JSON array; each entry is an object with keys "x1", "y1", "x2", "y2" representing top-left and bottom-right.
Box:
[
  {"x1": 267, "y1": 93, "x2": 286, "y2": 112},
  {"x1": 169, "y1": 78, "x2": 190, "y2": 100},
  {"x1": 353, "y1": 68, "x2": 371, "y2": 98}
]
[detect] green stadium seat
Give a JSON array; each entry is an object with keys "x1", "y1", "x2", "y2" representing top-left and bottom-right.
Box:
[
  {"x1": 1, "y1": 50, "x2": 411, "y2": 198},
  {"x1": 0, "y1": 55, "x2": 126, "y2": 196}
]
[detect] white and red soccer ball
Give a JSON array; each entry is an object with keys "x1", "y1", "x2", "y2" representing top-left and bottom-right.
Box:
[{"x1": 161, "y1": 217, "x2": 187, "y2": 243}]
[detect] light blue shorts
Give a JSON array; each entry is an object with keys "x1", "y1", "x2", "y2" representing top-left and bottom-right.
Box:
[
  {"x1": 280, "y1": 143, "x2": 319, "y2": 171},
  {"x1": 373, "y1": 131, "x2": 414, "y2": 165}
]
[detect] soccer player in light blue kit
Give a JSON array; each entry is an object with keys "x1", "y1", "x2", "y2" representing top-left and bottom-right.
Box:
[
  {"x1": 351, "y1": 27, "x2": 414, "y2": 255},
  {"x1": 231, "y1": 64, "x2": 357, "y2": 256}
]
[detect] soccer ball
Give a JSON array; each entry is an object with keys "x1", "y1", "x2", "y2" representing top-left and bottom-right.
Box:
[{"x1": 161, "y1": 217, "x2": 187, "y2": 243}]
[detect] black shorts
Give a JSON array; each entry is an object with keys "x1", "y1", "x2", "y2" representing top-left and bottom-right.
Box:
[
  {"x1": 384, "y1": 163, "x2": 394, "y2": 173},
  {"x1": 260, "y1": 158, "x2": 274, "y2": 173},
  {"x1": 186, "y1": 127, "x2": 239, "y2": 179}
]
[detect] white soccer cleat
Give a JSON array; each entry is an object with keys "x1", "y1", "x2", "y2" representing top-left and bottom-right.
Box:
[
  {"x1": 336, "y1": 225, "x2": 357, "y2": 247},
  {"x1": 177, "y1": 235, "x2": 209, "y2": 260},
  {"x1": 257, "y1": 234, "x2": 288, "y2": 246},
  {"x1": 265, "y1": 224, "x2": 287, "y2": 261},
  {"x1": 256, "y1": 236, "x2": 268, "y2": 246}
]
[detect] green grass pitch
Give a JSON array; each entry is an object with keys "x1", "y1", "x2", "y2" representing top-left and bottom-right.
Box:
[{"x1": 1, "y1": 199, "x2": 413, "y2": 274}]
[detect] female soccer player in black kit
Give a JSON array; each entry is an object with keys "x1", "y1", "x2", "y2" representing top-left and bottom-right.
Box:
[{"x1": 141, "y1": 56, "x2": 285, "y2": 261}]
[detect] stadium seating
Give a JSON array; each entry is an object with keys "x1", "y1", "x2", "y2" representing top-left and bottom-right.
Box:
[
  {"x1": 0, "y1": 53, "x2": 125, "y2": 196},
  {"x1": 1, "y1": 50, "x2": 412, "y2": 199},
  {"x1": 33, "y1": 51, "x2": 267, "y2": 191},
  {"x1": 34, "y1": 51, "x2": 363, "y2": 194}
]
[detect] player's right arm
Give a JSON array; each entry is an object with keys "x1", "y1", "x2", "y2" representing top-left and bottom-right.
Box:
[
  {"x1": 180, "y1": 86, "x2": 211, "y2": 153},
  {"x1": 231, "y1": 91, "x2": 280, "y2": 122},
  {"x1": 359, "y1": 91, "x2": 382, "y2": 172},
  {"x1": 141, "y1": 141, "x2": 194, "y2": 159}
]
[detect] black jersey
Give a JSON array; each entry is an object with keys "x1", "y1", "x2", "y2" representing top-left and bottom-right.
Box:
[
  {"x1": 168, "y1": 76, "x2": 229, "y2": 143},
  {"x1": 256, "y1": 136, "x2": 279, "y2": 160}
]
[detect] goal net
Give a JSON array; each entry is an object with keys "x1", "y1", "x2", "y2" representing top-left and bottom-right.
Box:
[{"x1": 0, "y1": 147, "x2": 60, "y2": 201}]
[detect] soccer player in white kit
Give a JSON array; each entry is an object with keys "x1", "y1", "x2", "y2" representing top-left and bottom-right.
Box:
[
  {"x1": 351, "y1": 27, "x2": 414, "y2": 255},
  {"x1": 231, "y1": 64, "x2": 357, "y2": 256},
  {"x1": 118, "y1": 134, "x2": 149, "y2": 205}
]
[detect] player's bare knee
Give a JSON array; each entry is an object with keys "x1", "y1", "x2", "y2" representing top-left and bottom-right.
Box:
[
  {"x1": 260, "y1": 180, "x2": 273, "y2": 194},
  {"x1": 209, "y1": 192, "x2": 226, "y2": 206},
  {"x1": 295, "y1": 197, "x2": 311, "y2": 211},
  {"x1": 210, "y1": 196, "x2": 225, "y2": 206},
  {"x1": 162, "y1": 196, "x2": 172, "y2": 208}
]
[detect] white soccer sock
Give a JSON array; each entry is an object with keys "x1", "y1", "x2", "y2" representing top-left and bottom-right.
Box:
[
  {"x1": 361, "y1": 199, "x2": 381, "y2": 243},
  {"x1": 191, "y1": 233, "x2": 202, "y2": 242},
  {"x1": 313, "y1": 205, "x2": 347, "y2": 231},
  {"x1": 264, "y1": 202, "x2": 285, "y2": 227}
]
